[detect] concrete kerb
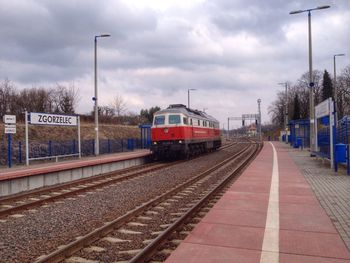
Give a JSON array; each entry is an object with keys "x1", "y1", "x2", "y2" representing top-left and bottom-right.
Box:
[{"x1": 0, "y1": 156, "x2": 148, "y2": 197}]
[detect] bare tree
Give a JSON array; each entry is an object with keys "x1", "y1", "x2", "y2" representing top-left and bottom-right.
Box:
[
  {"x1": 51, "y1": 84, "x2": 80, "y2": 114},
  {"x1": 269, "y1": 70, "x2": 323, "y2": 125},
  {"x1": 338, "y1": 65, "x2": 350, "y2": 118},
  {"x1": 268, "y1": 90, "x2": 285, "y2": 127},
  {"x1": 111, "y1": 93, "x2": 127, "y2": 117},
  {"x1": 0, "y1": 78, "x2": 16, "y2": 117},
  {"x1": 297, "y1": 70, "x2": 323, "y2": 106},
  {"x1": 12, "y1": 86, "x2": 51, "y2": 117},
  {"x1": 288, "y1": 83, "x2": 310, "y2": 120}
]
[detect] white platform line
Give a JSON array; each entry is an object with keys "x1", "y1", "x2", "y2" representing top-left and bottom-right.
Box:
[{"x1": 260, "y1": 142, "x2": 279, "y2": 263}]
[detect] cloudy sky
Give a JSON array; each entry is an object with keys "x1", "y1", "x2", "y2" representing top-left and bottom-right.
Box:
[{"x1": 0, "y1": 0, "x2": 349, "y2": 128}]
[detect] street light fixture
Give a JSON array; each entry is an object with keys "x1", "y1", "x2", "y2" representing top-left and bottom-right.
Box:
[
  {"x1": 188, "y1": 89, "x2": 196, "y2": 109},
  {"x1": 289, "y1": 5, "x2": 330, "y2": 153},
  {"x1": 334, "y1": 53, "x2": 345, "y2": 125},
  {"x1": 94, "y1": 33, "x2": 111, "y2": 156}
]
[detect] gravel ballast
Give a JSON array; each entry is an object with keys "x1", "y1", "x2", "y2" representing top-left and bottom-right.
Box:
[{"x1": 0, "y1": 145, "x2": 244, "y2": 263}]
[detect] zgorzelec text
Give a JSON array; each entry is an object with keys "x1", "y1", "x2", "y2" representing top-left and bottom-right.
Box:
[
  {"x1": 29, "y1": 113, "x2": 78, "y2": 126},
  {"x1": 38, "y1": 115, "x2": 72, "y2": 125}
]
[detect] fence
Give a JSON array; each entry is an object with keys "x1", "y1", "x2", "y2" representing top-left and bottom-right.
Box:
[
  {"x1": 337, "y1": 117, "x2": 350, "y2": 144},
  {"x1": 318, "y1": 126, "x2": 330, "y2": 158},
  {"x1": 0, "y1": 138, "x2": 144, "y2": 167},
  {"x1": 314, "y1": 116, "x2": 350, "y2": 160}
]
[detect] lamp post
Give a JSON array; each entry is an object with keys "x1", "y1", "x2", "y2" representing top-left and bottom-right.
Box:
[
  {"x1": 187, "y1": 88, "x2": 196, "y2": 109},
  {"x1": 290, "y1": 5, "x2": 330, "y2": 152},
  {"x1": 257, "y1": 99, "x2": 262, "y2": 141},
  {"x1": 278, "y1": 82, "x2": 289, "y2": 132},
  {"x1": 334, "y1": 53, "x2": 345, "y2": 125},
  {"x1": 94, "y1": 34, "x2": 111, "y2": 156}
]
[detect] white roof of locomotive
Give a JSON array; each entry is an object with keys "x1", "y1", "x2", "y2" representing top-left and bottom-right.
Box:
[{"x1": 155, "y1": 104, "x2": 219, "y2": 123}]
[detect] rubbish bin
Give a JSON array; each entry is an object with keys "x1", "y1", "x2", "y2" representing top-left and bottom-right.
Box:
[
  {"x1": 335, "y1": 143, "x2": 347, "y2": 163},
  {"x1": 293, "y1": 137, "x2": 301, "y2": 148},
  {"x1": 127, "y1": 138, "x2": 134, "y2": 151},
  {"x1": 297, "y1": 137, "x2": 302, "y2": 148}
]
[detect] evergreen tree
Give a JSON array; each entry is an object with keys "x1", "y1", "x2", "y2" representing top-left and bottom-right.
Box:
[
  {"x1": 322, "y1": 70, "x2": 333, "y2": 101},
  {"x1": 293, "y1": 94, "x2": 301, "y2": 120},
  {"x1": 140, "y1": 106, "x2": 161, "y2": 123}
]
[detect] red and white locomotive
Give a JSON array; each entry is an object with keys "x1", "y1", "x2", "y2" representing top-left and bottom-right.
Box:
[{"x1": 151, "y1": 104, "x2": 221, "y2": 159}]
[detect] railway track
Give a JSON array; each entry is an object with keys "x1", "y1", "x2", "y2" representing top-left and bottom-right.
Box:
[
  {"x1": 0, "y1": 142, "x2": 237, "y2": 219},
  {"x1": 0, "y1": 163, "x2": 175, "y2": 218},
  {"x1": 33, "y1": 141, "x2": 261, "y2": 263}
]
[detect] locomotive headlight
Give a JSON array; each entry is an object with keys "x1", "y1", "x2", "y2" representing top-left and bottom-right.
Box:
[
  {"x1": 179, "y1": 140, "x2": 183, "y2": 144},
  {"x1": 153, "y1": 141, "x2": 157, "y2": 145}
]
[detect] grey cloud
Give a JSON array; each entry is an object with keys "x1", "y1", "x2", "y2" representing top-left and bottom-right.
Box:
[
  {"x1": 0, "y1": 0, "x2": 157, "y2": 81},
  {"x1": 207, "y1": 0, "x2": 291, "y2": 40},
  {"x1": 0, "y1": 0, "x2": 349, "y2": 125}
]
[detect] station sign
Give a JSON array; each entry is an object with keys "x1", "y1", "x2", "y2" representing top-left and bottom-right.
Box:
[
  {"x1": 5, "y1": 124, "x2": 16, "y2": 134},
  {"x1": 30, "y1": 112, "x2": 78, "y2": 126},
  {"x1": 315, "y1": 99, "x2": 331, "y2": 119},
  {"x1": 3, "y1": 115, "x2": 16, "y2": 124}
]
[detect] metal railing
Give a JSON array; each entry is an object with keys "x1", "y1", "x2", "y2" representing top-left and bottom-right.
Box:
[{"x1": 0, "y1": 138, "x2": 145, "y2": 168}]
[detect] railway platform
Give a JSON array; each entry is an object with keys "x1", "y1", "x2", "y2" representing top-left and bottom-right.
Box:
[
  {"x1": 166, "y1": 142, "x2": 350, "y2": 263},
  {"x1": 0, "y1": 150, "x2": 151, "y2": 197}
]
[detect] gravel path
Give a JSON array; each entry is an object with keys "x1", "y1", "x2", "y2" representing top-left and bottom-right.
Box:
[{"x1": 0, "y1": 145, "x2": 243, "y2": 263}]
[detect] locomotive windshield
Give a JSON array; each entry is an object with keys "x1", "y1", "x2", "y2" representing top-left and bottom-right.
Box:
[
  {"x1": 169, "y1": 115, "x2": 181, "y2": 124},
  {"x1": 154, "y1": 115, "x2": 165, "y2": 125}
]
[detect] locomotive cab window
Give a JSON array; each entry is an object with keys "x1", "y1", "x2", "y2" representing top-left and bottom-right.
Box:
[
  {"x1": 169, "y1": 115, "x2": 181, "y2": 124},
  {"x1": 154, "y1": 115, "x2": 165, "y2": 125},
  {"x1": 183, "y1": 117, "x2": 188, "y2": 125}
]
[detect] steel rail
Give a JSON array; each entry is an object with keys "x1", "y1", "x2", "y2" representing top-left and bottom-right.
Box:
[
  {"x1": 0, "y1": 162, "x2": 175, "y2": 218},
  {"x1": 1, "y1": 140, "x2": 235, "y2": 204},
  {"x1": 0, "y1": 162, "x2": 156, "y2": 203},
  {"x1": 1, "y1": 142, "x2": 240, "y2": 218},
  {"x1": 1, "y1": 141, "x2": 234, "y2": 204},
  {"x1": 33, "y1": 143, "x2": 254, "y2": 263},
  {"x1": 129, "y1": 143, "x2": 261, "y2": 263}
]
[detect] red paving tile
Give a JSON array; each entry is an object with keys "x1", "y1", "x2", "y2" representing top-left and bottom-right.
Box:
[
  {"x1": 202, "y1": 209, "x2": 267, "y2": 228},
  {"x1": 222, "y1": 191, "x2": 270, "y2": 201},
  {"x1": 166, "y1": 142, "x2": 350, "y2": 263},
  {"x1": 280, "y1": 212, "x2": 338, "y2": 233},
  {"x1": 279, "y1": 194, "x2": 319, "y2": 205},
  {"x1": 279, "y1": 186, "x2": 315, "y2": 196},
  {"x1": 279, "y1": 177, "x2": 308, "y2": 183},
  {"x1": 279, "y1": 181, "x2": 311, "y2": 188},
  {"x1": 280, "y1": 229, "x2": 350, "y2": 259},
  {"x1": 279, "y1": 203, "x2": 327, "y2": 216},
  {"x1": 238, "y1": 176, "x2": 270, "y2": 181},
  {"x1": 184, "y1": 222, "x2": 264, "y2": 251},
  {"x1": 214, "y1": 198, "x2": 268, "y2": 213},
  {"x1": 229, "y1": 182, "x2": 271, "y2": 193},
  {"x1": 280, "y1": 253, "x2": 350, "y2": 263},
  {"x1": 166, "y1": 243, "x2": 261, "y2": 263}
]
